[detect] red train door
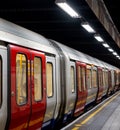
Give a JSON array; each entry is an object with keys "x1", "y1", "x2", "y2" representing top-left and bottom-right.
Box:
[
  {"x1": 28, "y1": 50, "x2": 46, "y2": 130},
  {"x1": 107, "y1": 70, "x2": 112, "y2": 95},
  {"x1": 96, "y1": 67, "x2": 103, "y2": 103},
  {"x1": 8, "y1": 45, "x2": 46, "y2": 130},
  {"x1": 74, "y1": 61, "x2": 87, "y2": 117}
]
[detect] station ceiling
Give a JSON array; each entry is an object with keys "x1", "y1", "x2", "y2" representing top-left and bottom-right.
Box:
[{"x1": 0, "y1": 0, "x2": 120, "y2": 67}]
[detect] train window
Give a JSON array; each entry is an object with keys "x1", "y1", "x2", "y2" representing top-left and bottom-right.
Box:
[
  {"x1": 98, "y1": 70, "x2": 102, "y2": 87},
  {"x1": 105, "y1": 71, "x2": 108, "y2": 87},
  {"x1": 112, "y1": 71, "x2": 115, "y2": 87},
  {"x1": 86, "y1": 69, "x2": 92, "y2": 89},
  {"x1": 92, "y1": 70, "x2": 97, "y2": 88},
  {"x1": 116, "y1": 71, "x2": 119, "y2": 85},
  {"x1": 82, "y1": 67, "x2": 86, "y2": 90},
  {"x1": 34, "y1": 57, "x2": 42, "y2": 101},
  {"x1": 16, "y1": 54, "x2": 27, "y2": 105},
  {"x1": 114, "y1": 71, "x2": 117, "y2": 85},
  {"x1": 47, "y1": 62, "x2": 53, "y2": 97},
  {"x1": 78, "y1": 66, "x2": 82, "y2": 91},
  {"x1": 103, "y1": 71, "x2": 106, "y2": 88},
  {"x1": 0, "y1": 57, "x2": 2, "y2": 107},
  {"x1": 71, "y1": 66, "x2": 75, "y2": 93}
]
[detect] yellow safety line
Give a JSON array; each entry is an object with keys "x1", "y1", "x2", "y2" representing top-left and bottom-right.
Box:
[{"x1": 72, "y1": 93, "x2": 120, "y2": 130}]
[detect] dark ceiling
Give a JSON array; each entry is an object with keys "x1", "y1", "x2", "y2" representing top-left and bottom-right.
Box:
[
  {"x1": 0, "y1": 0, "x2": 120, "y2": 67},
  {"x1": 103, "y1": 0, "x2": 120, "y2": 32}
]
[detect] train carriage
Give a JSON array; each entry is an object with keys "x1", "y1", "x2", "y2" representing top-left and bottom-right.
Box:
[
  {"x1": 0, "y1": 18, "x2": 61, "y2": 130},
  {"x1": 0, "y1": 18, "x2": 120, "y2": 130}
]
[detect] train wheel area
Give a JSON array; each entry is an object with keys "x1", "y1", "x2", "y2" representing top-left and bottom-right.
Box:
[{"x1": 61, "y1": 91, "x2": 120, "y2": 130}]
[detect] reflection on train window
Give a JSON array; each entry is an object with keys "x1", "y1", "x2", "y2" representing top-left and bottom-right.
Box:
[
  {"x1": 34, "y1": 57, "x2": 42, "y2": 101},
  {"x1": 82, "y1": 67, "x2": 86, "y2": 90},
  {"x1": 92, "y1": 70, "x2": 97, "y2": 88},
  {"x1": 16, "y1": 54, "x2": 27, "y2": 105},
  {"x1": 47, "y1": 62, "x2": 53, "y2": 97},
  {"x1": 87, "y1": 69, "x2": 92, "y2": 89},
  {"x1": 78, "y1": 66, "x2": 81, "y2": 91},
  {"x1": 0, "y1": 57, "x2": 2, "y2": 107},
  {"x1": 71, "y1": 66, "x2": 75, "y2": 93}
]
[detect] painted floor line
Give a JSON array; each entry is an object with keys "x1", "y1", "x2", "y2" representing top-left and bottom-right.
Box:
[{"x1": 61, "y1": 91, "x2": 120, "y2": 130}]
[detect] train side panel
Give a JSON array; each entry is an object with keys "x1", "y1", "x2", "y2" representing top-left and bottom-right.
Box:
[
  {"x1": 42, "y1": 56, "x2": 57, "y2": 129},
  {"x1": 0, "y1": 45, "x2": 7, "y2": 130},
  {"x1": 63, "y1": 58, "x2": 77, "y2": 122}
]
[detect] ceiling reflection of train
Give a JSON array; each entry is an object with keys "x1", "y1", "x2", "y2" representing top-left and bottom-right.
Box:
[{"x1": 0, "y1": 18, "x2": 120, "y2": 130}]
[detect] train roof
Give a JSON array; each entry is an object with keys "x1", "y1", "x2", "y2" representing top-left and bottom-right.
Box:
[
  {"x1": 0, "y1": 18, "x2": 119, "y2": 71},
  {"x1": 0, "y1": 18, "x2": 57, "y2": 54},
  {"x1": 51, "y1": 40, "x2": 119, "y2": 70}
]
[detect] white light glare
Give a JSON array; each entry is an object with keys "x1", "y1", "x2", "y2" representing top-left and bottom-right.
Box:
[
  {"x1": 113, "y1": 52, "x2": 117, "y2": 56},
  {"x1": 94, "y1": 35, "x2": 104, "y2": 42},
  {"x1": 56, "y1": 2, "x2": 79, "y2": 18},
  {"x1": 116, "y1": 55, "x2": 119, "y2": 58},
  {"x1": 102, "y1": 43, "x2": 109, "y2": 48},
  {"x1": 108, "y1": 48, "x2": 114, "y2": 52},
  {"x1": 81, "y1": 23, "x2": 95, "y2": 33}
]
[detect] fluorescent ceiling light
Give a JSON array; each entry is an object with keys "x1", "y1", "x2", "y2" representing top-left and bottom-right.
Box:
[
  {"x1": 102, "y1": 43, "x2": 109, "y2": 48},
  {"x1": 113, "y1": 52, "x2": 117, "y2": 56},
  {"x1": 81, "y1": 22, "x2": 95, "y2": 33},
  {"x1": 55, "y1": 2, "x2": 79, "y2": 18},
  {"x1": 94, "y1": 34, "x2": 104, "y2": 42},
  {"x1": 116, "y1": 55, "x2": 119, "y2": 58},
  {"x1": 108, "y1": 48, "x2": 114, "y2": 52}
]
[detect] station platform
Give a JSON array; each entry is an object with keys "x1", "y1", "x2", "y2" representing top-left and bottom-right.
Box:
[{"x1": 61, "y1": 91, "x2": 120, "y2": 130}]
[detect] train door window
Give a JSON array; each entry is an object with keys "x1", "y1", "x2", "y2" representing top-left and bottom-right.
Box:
[
  {"x1": 105, "y1": 71, "x2": 108, "y2": 87},
  {"x1": 47, "y1": 62, "x2": 53, "y2": 97},
  {"x1": 103, "y1": 71, "x2": 105, "y2": 87},
  {"x1": 78, "y1": 66, "x2": 82, "y2": 91},
  {"x1": 101, "y1": 71, "x2": 103, "y2": 86},
  {"x1": 114, "y1": 71, "x2": 117, "y2": 85},
  {"x1": 82, "y1": 67, "x2": 86, "y2": 90},
  {"x1": 16, "y1": 54, "x2": 27, "y2": 105},
  {"x1": 112, "y1": 71, "x2": 115, "y2": 86},
  {"x1": 98, "y1": 70, "x2": 103, "y2": 87},
  {"x1": 116, "y1": 71, "x2": 119, "y2": 85},
  {"x1": 92, "y1": 69, "x2": 97, "y2": 88},
  {"x1": 71, "y1": 66, "x2": 75, "y2": 93},
  {"x1": 34, "y1": 57, "x2": 42, "y2": 101},
  {"x1": 86, "y1": 66, "x2": 92, "y2": 89},
  {"x1": 0, "y1": 57, "x2": 2, "y2": 107}
]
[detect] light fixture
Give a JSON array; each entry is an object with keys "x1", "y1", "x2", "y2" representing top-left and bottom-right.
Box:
[
  {"x1": 108, "y1": 48, "x2": 114, "y2": 52},
  {"x1": 116, "y1": 55, "x2": 119, "y2": 58},
  {"x1": 81, "y1": 22, "x2": 95, "y2": 33},
  {"x1": 55, "y1": 0, "x2": 80, "y2": 18},
  {"x1": 102, "y1": 43, "x2": 109, "y2": 48},
  {"x1": 113, "y1": 52, "x2": 117, "y2": 56},
  {"x1": 94, "y1": 34, "x2": 104, "y2": 42}
]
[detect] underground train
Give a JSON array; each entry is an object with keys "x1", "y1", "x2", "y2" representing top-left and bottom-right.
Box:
[{"x1": 0, "y1": 18, "x2": 120, "y2": 130}]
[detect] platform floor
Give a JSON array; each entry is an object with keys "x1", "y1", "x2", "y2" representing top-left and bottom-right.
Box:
[{"x1": 61, "y1": 92, "x2": 120, "y2": 130}]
